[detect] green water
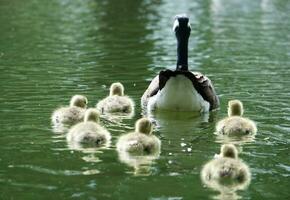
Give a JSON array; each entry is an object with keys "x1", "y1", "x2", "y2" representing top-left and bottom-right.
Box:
[{"x1": 0, "y1": 0, "x2": 289, "y2": 199}]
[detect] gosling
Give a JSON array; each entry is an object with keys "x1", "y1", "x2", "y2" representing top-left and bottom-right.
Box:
[
  {"x1": 116, "y1": 118, "x2": 161, "y2": 155},
  {"x1": 201, "y1": 144, "x2": 251, "y2": 189},
  {"x1": 66, "y1": 108, "x2": 111, "y2": 146},
  {"x1": 96, "y1": 82, "x2": 134, "y2": 114},
  {"x1": 51, "y1": 95, "x2": 87, "y2": 126},
  {"x1": 215, "y1": 100, "x2": 257, "y2": 136}
]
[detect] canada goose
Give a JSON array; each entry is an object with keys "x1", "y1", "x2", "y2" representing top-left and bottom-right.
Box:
[
  {"x1": 96, "y1": 82, "x2": 134, "y2": 114},
  {"x1": 116, "y1": 118, "x2": 161, "y2": 155},
  {"x1": 216, "y1": 100, "x2": 257, "y2": 136},
  {"x1": 51, "y1": 95, "x2": 87, "y2": 126},
  {"x1": 201, "y1": 144, "x2": 251, "y2": 191},
  {"x1": 66, "y1": 108, "x2": 111, "y2": 146},
  {"x1": 141, "y1": 15, "x2": 219, "y2": 113}
]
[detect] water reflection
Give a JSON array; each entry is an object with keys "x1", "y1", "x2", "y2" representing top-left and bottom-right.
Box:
[
  {"x1": 51, "y1": 123, "x2": 70, "y2": 134},
  {"x1": 8, "y1": 164, "x2": 100, "y2": 176},
  {"x1": 214, "y1": 134, "x2": 255, "y2": 146},
  {"x1": 67, "y1": 137, "x2": 111, "y2": 163},
  {"x1": 117, "y1": 150, "x2": 160, "y2": 176},
  {"x1": 67, "y1": 140, "x2": 111, "y2": 152},
  {"x1": 100, "y1": 112, "x2": 135, "y2": 124},
  {"x1": 89, "y1": 0, "x2": 156, "y2": 84},
  {"x1": 146, "y1": 110, "x2": 217, "y2": 132}
]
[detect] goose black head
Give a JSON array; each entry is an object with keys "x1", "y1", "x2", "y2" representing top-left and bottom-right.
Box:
[{"x1": 173, "y1": 15, "x2": 191, "y2": 42}]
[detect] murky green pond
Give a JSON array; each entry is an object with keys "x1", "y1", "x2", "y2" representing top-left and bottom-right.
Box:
[{"x1": 1, "y1": 0, "x2": 289, "y2": 199}]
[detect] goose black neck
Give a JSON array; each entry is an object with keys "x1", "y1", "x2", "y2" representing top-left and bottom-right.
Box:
[{"x1": 176, "y1": 37, "x2": 188, "y2": 71}]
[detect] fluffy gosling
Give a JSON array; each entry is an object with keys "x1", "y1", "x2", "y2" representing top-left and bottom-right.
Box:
[
  {"x1": 116, "y1": 118, "x2": 161, "y2": 155},
  {"x1": 201, "y1": 144, "x2": 251, "y2": 190},
  {"x1": 215, "y1": 100, "x2": 257, "y2": 136},
  {"x1": 96, "y1": 82, "x2": 134, "y2": 114},
  {"x1": 66, "y1": 108, "x2": 111, "y2": 146},
  {"x1": 51, "y1": 95, "x2": 87, "y2": 126}
]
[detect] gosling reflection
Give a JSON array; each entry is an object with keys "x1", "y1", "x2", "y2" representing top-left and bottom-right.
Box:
[
  {"x1": 99, "y1": 111, "x2": 135, "y2": 126},
  {"x1": 51, "y1": 95, "x2": 88, "y2": 133},
  {"x1": 67, "y1": 139, "x2": 110, "y2": 152},
  {"x1": 117, "y1": 150, "x2": 160, "y2": 176},
  {"x1": 215, "y1": 100, "x2": 257, "y2": 136},
  {"x1": 67, "y1": 137, "x2": 109, "y2": 164},
  {"x1": 116, "y1": 118, "x2": 161, "y2": 175},
  {"x1": 215, "y1": 134, "x2": 255, "y2": 146},
  {"x1": 201, "y1": 144, "x2": 251, "y2": 200}
]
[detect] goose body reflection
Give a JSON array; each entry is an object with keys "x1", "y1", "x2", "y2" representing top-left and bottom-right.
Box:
[
  {"x1": 96, "y1": 82, "x2": 134, "y2": 114},
  {"x1": 216, "y1": 100, "x2": 257, "y2": 136},
  {"x1": 201, "y1": 144, "x2": 251, "y2": 193},
  {"x1": 67, "y1": 108, "x2": 111, "y2": 147},
  {"x1": 116, "y1": 118, "x2": 161, "y2": 155},
  {"x1": 51, "y1": 95, "x2": 87, "y2": 127},
  {"x1": 141, "y1": 15, "x2": 219, "y2": 113}
]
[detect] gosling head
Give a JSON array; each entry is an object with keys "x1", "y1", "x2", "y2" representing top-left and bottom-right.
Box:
[
  {"x1": 135, "y1": 118, "x2": 153, "y2": 135},
  {"x1": 220, "y1": 144, "x2": 238, "y2": 159},
  {"x1": 70, "y1": 95, "x2": 88, "y2": 108},
  {"x1": 110, "y1": 82, "x2": 124, "y2": 96},
  {"x1": 84, "y1": 108, "x2": 100, "y2": 123},
  {"x1": 228, "y1": 100, "x2": 244, "y2": 117}
]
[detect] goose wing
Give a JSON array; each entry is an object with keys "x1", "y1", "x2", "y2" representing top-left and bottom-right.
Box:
[
  {"x1": 141, "y1": 75, "x2": 159, "y2": 107},
  {"x1": 189, "y1": 71, "x2": 219, "y2": 110},
  {"x1": 141, "y1": 70, "x2": 219, "y2": 110}
]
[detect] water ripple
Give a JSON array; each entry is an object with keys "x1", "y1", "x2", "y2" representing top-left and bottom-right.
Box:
[{"x1": 8, "y1": 165, "x2": 100, "y2": 176}]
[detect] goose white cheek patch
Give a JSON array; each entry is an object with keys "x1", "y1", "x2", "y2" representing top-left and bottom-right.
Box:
[{"x1": 173, "y1": 19, "x2": 179, "y2": 31}]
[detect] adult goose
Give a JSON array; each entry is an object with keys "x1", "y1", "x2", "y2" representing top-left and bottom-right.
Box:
[{"x1": 141, "y1": 15, "x2": 219, "y2": 112}]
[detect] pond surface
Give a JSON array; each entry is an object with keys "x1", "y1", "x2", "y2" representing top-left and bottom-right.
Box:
[{"x1": 0, "y1": 0, "x2": 290, "y2": 199}]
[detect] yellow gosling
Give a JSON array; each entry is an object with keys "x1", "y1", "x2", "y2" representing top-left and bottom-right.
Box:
[
  {"x1": 116, "y1": 118, "x2": 161, "y2": 155},
  {"x1": 96, "y1": 82, "x2": 134, "y2": 114},
  {"x1": 201, "y1": 144, "x2": 251, "y2": 191},
  {"x1": 66, "y1": 108, "x2": 111, "y2": 146},
  {"x1": 215, "y1": 100, "x2": 257, "y2": 136},
  {"x1": 51, "y1": 95, "x2": 87, "y2": 126}
]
